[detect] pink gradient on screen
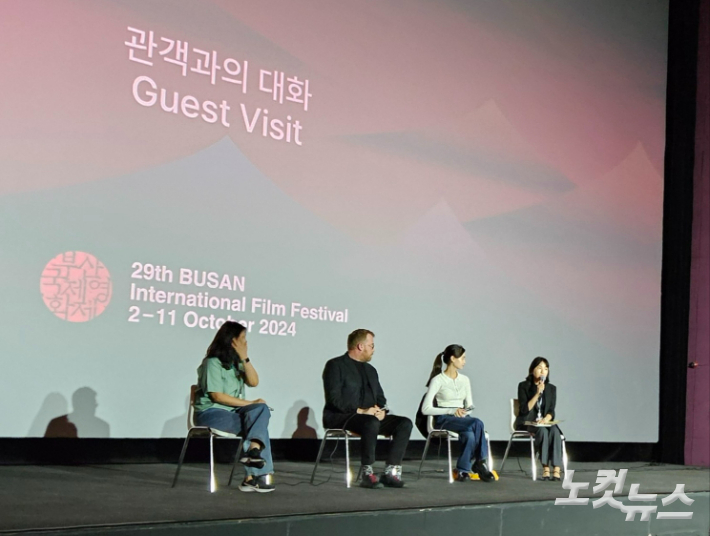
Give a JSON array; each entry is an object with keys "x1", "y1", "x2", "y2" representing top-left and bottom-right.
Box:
[
  {"x1": 0, "y1": 0, "x2": 665, "y2": 231},
  {"x1": 467, "y1": 142, "x2": 662, "y2": 354},
  {"x1": 1, "y1": 0, "x2": 666, "y2": 342},
  {"x1": 553, "y1": 143, "x2": 663, "y2": 242}
]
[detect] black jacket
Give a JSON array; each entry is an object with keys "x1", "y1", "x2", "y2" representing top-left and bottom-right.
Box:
[
  {"x1": 322, "y1": 353, "x2": 387, "y2": 428},
  {"x1": 516, "y1": 380, "x2": 556, "y2": 429}
]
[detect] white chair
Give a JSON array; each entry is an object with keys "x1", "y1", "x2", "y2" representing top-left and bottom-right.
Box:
[
  {"x1": 171, "y1": 385, "x2": 244, "y2": 492},
  {"x1": 310, "y1": 429, "x2": 392, "y2": 488},
  {"x1": 418, "y1": 415, "x2": 492, "y2": 483},
  {"x1": 499, "y1": 398, "x2": 568, "y2": 481}
]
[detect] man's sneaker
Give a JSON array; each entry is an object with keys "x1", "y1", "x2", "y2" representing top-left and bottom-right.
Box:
[
  {"x1": 379, "y1": 472, "x2": 405, "y2": 488},
  {"x1": 238, "y1": 474, "x2": 275, "y2": 493},
  {"x1": 473, "y1": 460, "x2": 495, "y2": 482},
  {"x1": 239, "y1": 447, "x2": 266, "y2": 469},
  {"x1": 359, "y1": 472, "x2": 384, "y2": 489}
]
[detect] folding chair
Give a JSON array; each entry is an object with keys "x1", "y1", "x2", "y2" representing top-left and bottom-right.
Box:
[{"x1": 171, "y1": 385, "x2": 244, "y2": 492}]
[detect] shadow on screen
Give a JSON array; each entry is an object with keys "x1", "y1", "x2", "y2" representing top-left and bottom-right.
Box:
[
  {"x1": 27, "y1": 392, "x2": 69, "y2": 437},
  {"x1": 282, "y1": 400, "x2": 319, "y2": 439},
  {"x1": 161, "y1": 395, "x2": 190, "y2": 438},
  {"x1": 44, "y1": 387, "x2": 110, "y2": 438}
]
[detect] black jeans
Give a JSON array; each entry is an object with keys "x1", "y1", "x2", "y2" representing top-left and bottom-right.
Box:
[{"x1": 327, "y1": 413, "x2": 413, "y2": 466}]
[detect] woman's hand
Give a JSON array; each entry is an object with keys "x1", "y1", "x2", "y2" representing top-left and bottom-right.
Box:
[
  {"x1": 454, "y1": 408, "x2": 467, "y2": 418},
  {"x1": 536, "y1": 381, "x2": 546, "y2": 396},
  {"x1": 232, "y1": 337, "x2": 248, "y2": 361},
  {"x1": 542, "y1": 414, "x2": 552, "y2": 424}
]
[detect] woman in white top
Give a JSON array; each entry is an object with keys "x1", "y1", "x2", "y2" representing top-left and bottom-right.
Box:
[{"x1": 421, "y1": 344, "x2": 494, "y2": 482}]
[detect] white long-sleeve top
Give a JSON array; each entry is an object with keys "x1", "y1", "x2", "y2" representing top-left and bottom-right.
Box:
[{"x1": 421, "y1": 372, "x2": 474, "y2": 416}]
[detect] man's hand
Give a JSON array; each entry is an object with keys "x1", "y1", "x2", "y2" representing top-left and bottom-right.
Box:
[
  {"x1": 360, "y1": 406, "x2": 384, "y2": 419},
  {"x1": 251, "y1": 398, "x2": 266, "y2": 405}
]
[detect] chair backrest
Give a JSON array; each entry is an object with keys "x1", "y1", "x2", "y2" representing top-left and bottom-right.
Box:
[
  {"x1": 187, "y1": 385, "x2": 198, "y2": 430},
  {"x1": 510, "y1": 398, "x2": 519, "y2": 433},
  {"x1": 427, "y1": 415, "x2": 435, "y2": 434}
]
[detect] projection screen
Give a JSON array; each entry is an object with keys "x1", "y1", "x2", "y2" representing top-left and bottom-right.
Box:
[{"x1": 0, "y1": 0, "x2": 668, "y2": 440}]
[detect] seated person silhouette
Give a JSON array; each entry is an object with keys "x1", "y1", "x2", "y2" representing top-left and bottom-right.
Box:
[{"x1": 44, "y1": 387, "x2": 110, "y2": 438}]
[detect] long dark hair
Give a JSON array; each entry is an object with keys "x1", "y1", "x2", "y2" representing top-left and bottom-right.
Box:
[
  {"x1": 526, "y1": 356, "x2": 550, "y2": 383},
  {"x1": 426, "y1": 344, "x2": 465, "y2": 386},
  {"x1": 205, "y1": 321, "x2": 246, "y2": 370}
]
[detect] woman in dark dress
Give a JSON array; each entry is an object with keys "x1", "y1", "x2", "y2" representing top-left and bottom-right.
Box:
[{"x1": 516, "y1": 357, "x2": 563, "y2": 481}]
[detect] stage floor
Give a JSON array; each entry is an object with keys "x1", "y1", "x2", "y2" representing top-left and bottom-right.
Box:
[{"x1": 0, "y1": 460, "x2": 708, "y2": 533}]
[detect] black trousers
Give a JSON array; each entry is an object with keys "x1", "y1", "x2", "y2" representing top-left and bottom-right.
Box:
[
  {"x1": 327, "y1": 413, "x2": 413, "y2": 466},
  {"x1": 526, "y1": 424, "x2": 563, "y2": 468}
]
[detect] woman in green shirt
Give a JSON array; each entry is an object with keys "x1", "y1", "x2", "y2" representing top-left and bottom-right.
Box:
[{"x1": 195, "y1": 321, "x2": 274, "y2": 492}]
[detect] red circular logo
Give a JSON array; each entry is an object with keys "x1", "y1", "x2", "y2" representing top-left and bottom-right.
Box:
[{"x1": 40, "y1": 252, "x2": 112, "y2": 322}]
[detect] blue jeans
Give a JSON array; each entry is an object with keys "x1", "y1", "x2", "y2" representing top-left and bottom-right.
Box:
[
  {"x1": 195, "y1": 404, "x2": 273, "y2": 477},
  {"x1": 435, "y1": 415, "x2": 488, "y2": 474}
]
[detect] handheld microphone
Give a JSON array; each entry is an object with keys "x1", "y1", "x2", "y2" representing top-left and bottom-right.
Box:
[{"x1": 536, "y1": 376, "x2": 546, "y2": 420}]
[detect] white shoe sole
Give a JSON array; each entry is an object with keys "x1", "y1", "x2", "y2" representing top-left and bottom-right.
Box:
[
  {"x1": 238, "y1": 484, "x2": 275, "y2": 493},
  {"x1": 239, "y1": 457, "x2": 266, "y2": 468}
]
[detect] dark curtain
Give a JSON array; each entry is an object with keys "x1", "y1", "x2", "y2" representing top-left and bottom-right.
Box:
[
  {"x1": 658, "y1": 0, "x2": 700, "y2": 464},
  {"x1": 685, "y1": 0, "x2": 710, "y2": 467}
]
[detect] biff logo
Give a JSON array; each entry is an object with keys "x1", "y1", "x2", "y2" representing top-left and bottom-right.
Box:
[{"x1": 40, "y1": 252, "x2": 112, "y2": 322}]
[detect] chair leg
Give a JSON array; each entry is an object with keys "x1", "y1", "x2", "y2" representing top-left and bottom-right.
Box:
[
  {"x1": 562, "y1": 437, "x2": 568, "y2": 475},
  {"x1": 171, "y1": 430, "x2": 193, "y2": 488},
  {"x1": 418, "y1": 434, "x2": 433, "y2": 479},
  {"x1": 486, "y1": 433, "x2": 493, "y2": 471},
  {"x1": 345, "y1": 434, "x2": 351, "y2": 488},
  {"x1": 529, "y1": 436, "x2": 537, "y2": 481},
  {"x1": 446, "y1": 435, "x2": 453, "y2": 483},
  {"x1": 500, "y1": 436, "x2": 514, "y2": 473},
  {"x1": 310, "y1": 433, "x2": 330, "y2": 485},
  {"x1": 209, "y1": 434, "x2": 216, "y2": 493},
  {"x1": 228, "y1": 437, "x2": 244, "y2": 487}
]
